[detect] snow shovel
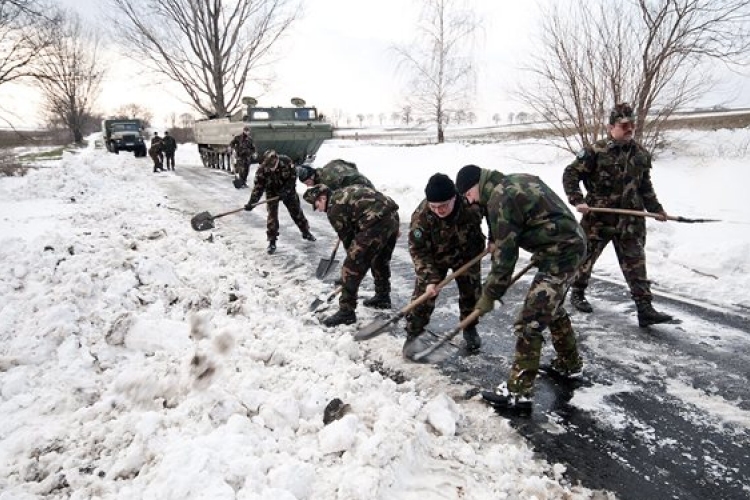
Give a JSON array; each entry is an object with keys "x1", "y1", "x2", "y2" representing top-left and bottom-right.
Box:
[
  {"x1": 309, "y1": 285, "x2": 342, "y2": 312},
  {"x1": 353, "y1": 247, "x2": 491, "y2": 341},
  {"x1": 190, "y1": 197, "x2": 279, "y2": 231},
  {"x1": 588, "y1": 207, "x2": 721, "y2": 223},
  {"x1": 411, "y1": 260, "x2": 536, "y2": 363},
  {"x1": 316, "y1": 239, "x2": 341, "y2": 279}
]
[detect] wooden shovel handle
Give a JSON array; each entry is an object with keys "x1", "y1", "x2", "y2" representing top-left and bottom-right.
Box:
[
  {"x1": 213, "y1": 196, "x2": 280, "y2": 219},
  {"x1": 400, "y1": 247, "x2": 491, "y2": 315},
  {"x1": 587, "y1": 207, "x2": 671, "y2": 221}
]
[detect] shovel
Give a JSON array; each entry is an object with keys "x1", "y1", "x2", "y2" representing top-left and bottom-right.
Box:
[
  {"x1": 316, "y1": 239, "x2": 341, "y2": 279},
  {"x1": 353, "y1": 247, "x2": 491, "y2": 341},
  {"x1": 190, "y1": 197, "x2": 279, "y2": 231},
  {"x1": 411, "y1": 260, "x2": 536, "y2": 362},
  {"x1": 309, "y1": 285, "x2": 342, "y2": 312},
  {"x1": 588, "y1": 207, "x2": 721, "y2": 223}
]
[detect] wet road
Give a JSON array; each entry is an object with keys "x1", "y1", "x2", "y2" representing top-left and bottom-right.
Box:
[{"x1": 170, "y1": 164, "x2": 750, "y2": 500}]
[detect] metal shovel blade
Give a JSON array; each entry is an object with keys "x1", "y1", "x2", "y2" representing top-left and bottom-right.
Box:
[
  {"x1": 315, "y1": 258, "x2": 340, "y2": 279},
  {"x1": 191, "y1": 211, "x2": 215, "y2": 231},
  {"x1": 353, "y1": 313, "x2": 403, "y2": 341}
]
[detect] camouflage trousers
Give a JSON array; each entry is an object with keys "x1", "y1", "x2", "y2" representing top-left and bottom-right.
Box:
[
  {"x1": 405, "y1": 256, "x2": 482, "y2": 334},
  {"x1": 572, "y1": 232, "x2": 651, "y2": 300},
  {"x1": 149, "y1": 150, "x2": 163, "y2": 170},
  {"x1": 506, "y1": 268, "x2": 582, "y2": 396},
  {"x1": 265, "y1": 192, "x2": 310, "y2": 241},
  {"x1": 339, "y1": 213, "x2": 399, "y2": 312},
  {"x1": 236, "y1": 156, "x2": 251, "y2": 184}
]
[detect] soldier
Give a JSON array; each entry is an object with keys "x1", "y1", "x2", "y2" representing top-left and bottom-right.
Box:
[
  {"x1": 230, "y1": 126, "x2": 256, "y2": 188},
  {"x1": 303, "y1": 183, "x2": 400, "y2": 327},
  {"x1": 162, "y1": 131, "x2": 177, "y2": 171},
  {"x1": 455, "y1": 164, "x2": 586, "y2": 411},
  {"x1": 402, "y1": 173, "x2": 486, "y2": 361},
  {"x1": 149, "y1": 132, "x2": 164, "y2": 172},
  {"x1": 245, "y1": 150, "x2": 316, "y2": 254},
  {"x1": 297, "y1": 159, "x2": 374, "y2": 191},
  {"x1": 562, "y1": 102, "x2": 673, "y2": 328}
]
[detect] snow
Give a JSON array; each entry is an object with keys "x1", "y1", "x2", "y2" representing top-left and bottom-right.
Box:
[{"x1": 1, "y1": 127, "x2": 749, "y2": 499}]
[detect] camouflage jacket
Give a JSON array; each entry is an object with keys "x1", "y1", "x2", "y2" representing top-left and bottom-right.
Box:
[
  {"x1": 230, "y1": 132, "x2": 256, "y2": 158},
  {"x1": 161, "y1": 135, "x2": 177, "y2": 154},
  {"x1": 248, "y1": 154, "x2": 297, "y2": 204},
  {"x1": 477, "y1": 169, "x2": 586, "y2": 300},
  {"x1": 409, "y1": 197, "x2": 486, "y2": 284},
  {"x1": 562, "y1": 138, "x2": 664, "y2": 238},
  {"x1": 316, "y1": 160, "x2": 374, "y2": 191},
  {"x1": 149, "y1": 136, "x2": 163, "y2": 153},
  {"x1": 326, "y1": 185, "x2": 399, "y2": 248}
]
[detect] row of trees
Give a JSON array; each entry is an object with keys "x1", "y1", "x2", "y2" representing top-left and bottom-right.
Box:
[{"x1": 3, "y1": 0, "x2": 749, "y2": 147}]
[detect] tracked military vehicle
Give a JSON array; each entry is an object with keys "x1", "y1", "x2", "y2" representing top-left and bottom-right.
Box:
[{"x1": 193, "y1": 97, "x2": 333, "y2": 172}]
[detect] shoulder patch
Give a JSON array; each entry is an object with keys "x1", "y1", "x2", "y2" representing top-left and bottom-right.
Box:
[
  {"x1": 576, "y1": 148, "x2": 589, "y2": 160},
  {"x1": 412, "y1": 228, "x2": 423, "y2": 240}
]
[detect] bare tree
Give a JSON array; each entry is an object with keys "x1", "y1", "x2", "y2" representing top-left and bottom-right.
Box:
[
  {"x1": 107, "y1": 0, "x2": 301, "y2": 117},
  {"x1": 401, "y1": 105, "x2": 413, "y2": 126},
  {"x1": 518, "y1": 0, "x2": 750, "y2": 152},
  {"x1": 178, "y1": 112, "x2": 195, "y2": 128},
  {"x1": 113, "y1": 103, "x2": 153, "y2": 127},
  {"x1": 0, "y1": 0, "x2": 60, "y2": 86},
  {"x1": 390, "y1": 111, "x2": 400, "y2": 126},
  {"x1": 394, "y1": 0, "x2": 479, "y2": 143},
  {"x1": 34, "y1": 11, "x2": 105, "y2": 144}
]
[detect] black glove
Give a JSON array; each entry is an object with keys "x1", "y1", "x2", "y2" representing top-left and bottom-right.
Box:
[{"x1": 244, "y1": 202, "x2": 255, "y2": 211}]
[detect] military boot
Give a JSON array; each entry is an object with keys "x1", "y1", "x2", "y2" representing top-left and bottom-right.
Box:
[
  {"x1": 363, "y1": 293, "x2": 391, "y2": 309},
  {"x1": 267, "y1": 240, "x2": 277, "y2": 255},
  {"x1": 463, "y1": 326, "x2": 481, "y2": 352},
  {"x1": 322, "y1": 309, "x2": 356, "y2": 327},
  {"x1": 301, "y1": 231, "x2": 316, "y2": 242},
  {"x1": 570, "y1": 288, "x2": 593, "y2": 313},
  {"x1": 636, "y1": 299, "x2": 673, "y2": 328}
]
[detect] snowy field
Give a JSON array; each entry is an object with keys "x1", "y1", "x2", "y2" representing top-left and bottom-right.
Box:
[{"x1": 0, "y1": 128, "x2": 748, "y2": 499}]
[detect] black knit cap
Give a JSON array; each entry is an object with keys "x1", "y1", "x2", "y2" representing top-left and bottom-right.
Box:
[
  {"x1": 455, "y1": 165, "x2": 481, "y2": 194},
  {"x1": 297, "y1": 165, "x2": 316, "y2": 182},
  {"x1": 424, "y1": 173, "x2": 456, "y2": 202}
]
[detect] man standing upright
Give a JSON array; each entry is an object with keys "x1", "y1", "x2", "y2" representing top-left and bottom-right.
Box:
[
  {"x1": 562, "y1": 102, "x2": 673, "y2": 328},
  {"x1": 162, "y1": 131, "x2": 177, "y2": 171},
  {"x1": 230, "y1": 125, "x2": 256, "y2": 188},
  {"x1": 402, "y1": 173, "x2": 486, "y2": 360},
  {"x1": 455, "y1": 164, "x2": 586, "y2": 411},
  {"x1": 297, "y1": 159, "x2": 374, "y2": 191},
  {"x1": 245, "y1": 150, "x2": 316, "y2": 254},
  {"x1": 302, "y1": 183, "x2": 399, "y2": 327}
]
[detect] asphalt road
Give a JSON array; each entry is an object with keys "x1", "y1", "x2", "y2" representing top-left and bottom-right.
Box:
[{"x1": 169, "y1": 163, "x2": 750, "y2": 500}]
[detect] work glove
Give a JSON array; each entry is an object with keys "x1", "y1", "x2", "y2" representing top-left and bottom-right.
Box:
[
  {"x1": 244, "y1": 202, "x2": 255, "y2": 211},
  {"x1": 474, "y1": 294, "x2": 495, "y2": 315}
]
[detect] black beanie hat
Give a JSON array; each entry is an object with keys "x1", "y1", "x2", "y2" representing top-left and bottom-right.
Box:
[
  {"x1": 455, "y1": 165, "x2": 481, "y2": 194},
  {"x1": 425, "y1": 173, "x2": 456, "y2": 202}
]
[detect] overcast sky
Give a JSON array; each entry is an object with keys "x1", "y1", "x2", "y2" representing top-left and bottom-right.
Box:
[{"x1": 3, "y1": 0, "x2": 750, "y2": 128}]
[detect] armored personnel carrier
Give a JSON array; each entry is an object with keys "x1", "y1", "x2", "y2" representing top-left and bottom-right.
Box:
[{"x1": 193, "y1": 97, "x2": 333, "y2": 172}]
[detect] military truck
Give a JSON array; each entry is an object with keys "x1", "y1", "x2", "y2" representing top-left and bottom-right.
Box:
[
  {"x1": 102, "y1": 119, "x2": 148, "y2": 157},
  {"x1": 193, "y1": 97, "x2": 333, "y2": 172}
]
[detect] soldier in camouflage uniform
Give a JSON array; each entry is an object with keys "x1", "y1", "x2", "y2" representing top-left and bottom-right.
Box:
[
  {"x1": 303, "y1": 183, "x2": 400, "y2": 327},
  {"x1": 402, "y1": 173, "x2": 486, "y2": 361},
  {"x1": 455, "y1": 164, "x2": 586, "y2": 410},
  {"x1": 245, "y1": 150, "x2": 316, "y2": 254},
  {"x1": 149, "y1": 132, "x2": 164, "y2": 172},
  {"x1": 562, "y1": 103, "x2": 673, "y2": 328},
  {"x1": 162, "y1": 131, "x2": 177, "y2": 171},
  {"x1": 230, "y1": 126, "x2": 256, "y2": 188},
  {"x1": 297, "y1": 159, "x2": 374, "y2": 191}
]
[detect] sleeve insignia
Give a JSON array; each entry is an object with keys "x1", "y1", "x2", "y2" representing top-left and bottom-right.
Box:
[{"x1": 412, "y1": 228, "x2": 423, "y2": 240}]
